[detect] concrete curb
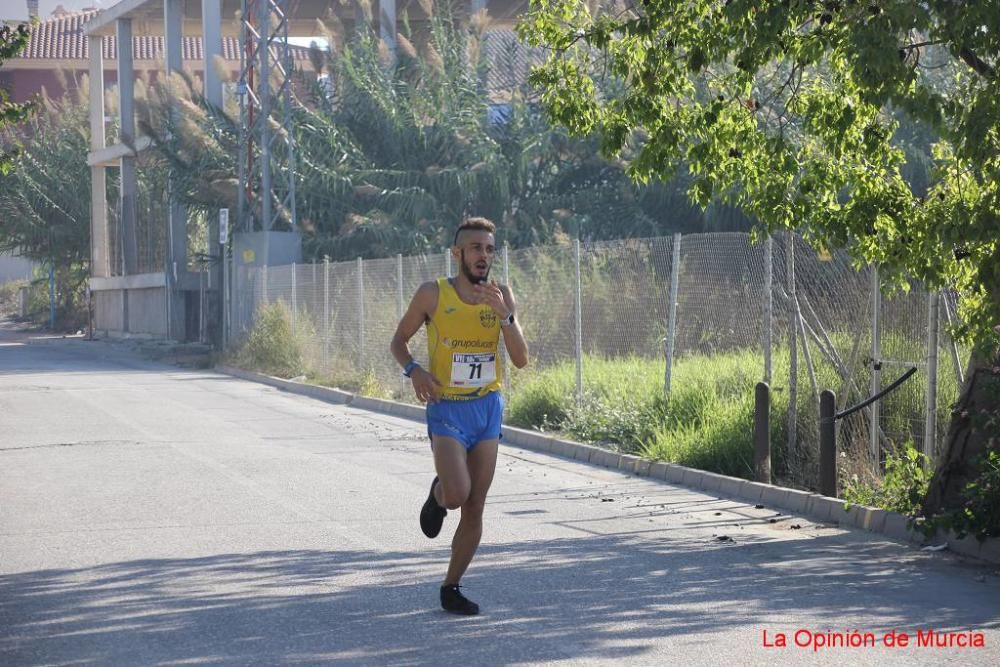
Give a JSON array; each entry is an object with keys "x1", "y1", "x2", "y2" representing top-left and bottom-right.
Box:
[{"x1": 214, "y1": 365, "x2": 1000, "y2": 566}]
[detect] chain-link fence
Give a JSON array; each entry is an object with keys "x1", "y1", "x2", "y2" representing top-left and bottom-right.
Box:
[{"x1": 228, "y1": 232, "x2": 968, "y2": 474}]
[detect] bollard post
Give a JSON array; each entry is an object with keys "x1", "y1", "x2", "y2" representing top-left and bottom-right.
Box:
[
  {"x1": 754, "y1": 382, "x2": 771, "y2": 483},
  {"x1": 820, "y1": 389, "x2": 837, "y2": 497}
]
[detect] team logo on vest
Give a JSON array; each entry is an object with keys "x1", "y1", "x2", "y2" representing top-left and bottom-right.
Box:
[{"x1": 479, "y1": 309, "x2": 497, "y2": 328}]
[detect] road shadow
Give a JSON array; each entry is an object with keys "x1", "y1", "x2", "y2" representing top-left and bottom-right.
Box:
[{"x1": 2, "y1": 531, "x2": 998, "y2": 665}]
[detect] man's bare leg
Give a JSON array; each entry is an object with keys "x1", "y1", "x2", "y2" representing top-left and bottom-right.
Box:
[
  {"x1": 444, "y1": 439, "x2": 498, "y2": 586},
  {"x1": 431, "y1": 436, "x2": 471, "y2": 510}
]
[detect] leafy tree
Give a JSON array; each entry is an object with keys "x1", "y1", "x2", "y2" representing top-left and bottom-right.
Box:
[
  {"x1": 519, "y1": 0, "x2": 1000, "y2": 513},
  {"x1": 141, "y1": 7, "x2": 751, "y2": 261},
  {"x1": 0, "y1": 90, "x2": 91, "y2": 325},
  {"x1": 0, "y1": 22, "x2": 33, "y2": 173}
]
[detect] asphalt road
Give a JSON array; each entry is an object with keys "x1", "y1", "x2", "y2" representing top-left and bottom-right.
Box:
[{"x1": 1, "y1": 325, "x2": 998, "y2": 666}]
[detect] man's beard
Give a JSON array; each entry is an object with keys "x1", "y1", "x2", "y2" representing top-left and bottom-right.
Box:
[{"x1": 460, "y1": 249, "x2": 491, "y2": 284}]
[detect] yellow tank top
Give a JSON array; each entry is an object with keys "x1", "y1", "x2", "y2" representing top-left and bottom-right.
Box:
[{"x1": 427, "y1": 277, "x2": 503, "y2": 399}]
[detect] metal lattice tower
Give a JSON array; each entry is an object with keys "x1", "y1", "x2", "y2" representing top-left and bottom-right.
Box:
[{"x1": 238, "y1": 0, "x2": 298, "y2": 233}]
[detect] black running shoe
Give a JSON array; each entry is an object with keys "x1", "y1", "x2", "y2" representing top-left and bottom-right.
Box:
[
  {"x1": 440, "y1": 584, "x2": 479, "y2": 615},
  {"x1": 420, "y1": 476, "x2": 447, "y2": 538}
]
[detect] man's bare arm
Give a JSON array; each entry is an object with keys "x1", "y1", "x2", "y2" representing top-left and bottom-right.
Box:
[
  {"x1": 390, "y1": 281, "x2": 442, "y2": 402},
  {"x1": 390, "y1": 281, "x2": 436, "y2": 366},
  {"x1": 499, "y1": 285, "x2": 529, "y2": 369}
]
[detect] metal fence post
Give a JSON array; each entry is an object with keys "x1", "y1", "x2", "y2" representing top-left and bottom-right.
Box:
[
  {"x1": 223, "y1": 246, "x2": 230, "y2": 346},
  {"x1": 820, "y1": 389, "x2": 837, "y2": 497},
  {"x1": 754, "y1": 382, "x2": 771, "y2": 483},
  {"x1": 764, "y1": 236, "x2": 773, "y2": 384},
  {"x1": 48, "y1": 264, "x2": 55, "y2": 329},
  {"x1": 323, "y1": 257, "x2": 330, "y2": 366},
  {"x1": 396, "y1": 253, "x2": 404, "y2": 319},
  {"x1": 924, "y1": 290, "x2": 940, "y2": 464},
  {"x1": 665, "y1": 233, "x2": 681, "y2": 401},
  {"x1": 445, "y1": 247, "x2": 452, "y2": 277},
  {"x1": 870, "y1": 265, "x2": 881, "y2": 458},
  {"x1": 503, "y1": 242, "x2": 511, "y2": 398},
  {"x1": 574, "y1": 238, "x2": 583, "y2": 408},
  {"x1": 291, "y1": 262, "x2": 297, "y2": 327},
  {"x1": 199, "y1": 266, "x2": 205, "y2": 344},
  {"x1": 787, "y1": 232, "x2": 797, "y2": 457},
  {"x1": 357, "y1": 256, "x2": 365, "y2": 369},
  {"x1": 262, "y1": 264, "x2": 269, "y2": 304},
  {"x1": 941, "y1": 293, "x2": 965, "y2": 386}
]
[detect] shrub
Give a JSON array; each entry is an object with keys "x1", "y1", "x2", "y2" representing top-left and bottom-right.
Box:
[
  {"x1": 358, "y1": 368, "x2": 393, "y2": 399},
  {"x1": 0, "y1": 280, "x2": 25, "y2": 317},
  {"x1": 506, "y1": 379, "x2": 569, "y2": 431},
  {"x1": 843, "y1": 445, "x2": 932, "y2": 517},
  {"x1": 563, "y1": 394, "x2": 662, "y2": 452},
  {"x1": 506, "y1": 363, "x2": 576, "y2": 429},
  {"x1": 231, "y1": 301, "x2": 306, "y2": 378},
  {"x1": 936, "y1": 450, "x2": 1000, "y2": 542}
]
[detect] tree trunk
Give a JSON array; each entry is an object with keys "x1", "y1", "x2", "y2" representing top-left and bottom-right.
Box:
[{"x1": 922, "y1": 349, "x2": 1000, "y2": 516}]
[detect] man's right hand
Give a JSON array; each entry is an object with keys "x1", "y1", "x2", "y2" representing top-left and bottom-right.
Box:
[{"x1": 411, "y1": 367, "x2": 442, "y2": 403}]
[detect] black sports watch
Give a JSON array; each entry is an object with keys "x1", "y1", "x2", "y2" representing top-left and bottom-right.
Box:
[{"x1": 500, "y1": 312, "x2": 515, "y2": 327}]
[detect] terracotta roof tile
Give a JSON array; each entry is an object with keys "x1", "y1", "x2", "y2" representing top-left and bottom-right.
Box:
[{"x1": 15, "y1": 10, "x2": 310, "y2": 63}]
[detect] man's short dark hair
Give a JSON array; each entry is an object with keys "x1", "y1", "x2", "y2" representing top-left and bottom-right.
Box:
[{"x1": 453, "y1": 217, "x2": 496, "y2": 246}]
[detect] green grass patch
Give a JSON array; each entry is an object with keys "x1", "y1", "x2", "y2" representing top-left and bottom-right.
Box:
[
  {"x1": 507, "y1": 351, "x2": 781, "y2": 478},
  {"x1": 506, "y1": 341, "x2": 960, "y2": 485}
]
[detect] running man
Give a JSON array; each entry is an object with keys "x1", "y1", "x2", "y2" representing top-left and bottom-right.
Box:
[{"x1": 390, "y1": 217, "x2": 529, "y2": 615}]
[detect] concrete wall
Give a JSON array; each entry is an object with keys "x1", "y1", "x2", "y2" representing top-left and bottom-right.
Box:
[
  {"x1": 94, "y1": 290, "x2": 124, "y2": 333},
  {"x1": 0, "y1": 256, "x2": 36, "y2": 283},
  {"x1": 127, "y1": 287, "x2": 167, "y2": 336},
  {"x1": 93, "y1": 285, "x2": 193, "y2": 340}
]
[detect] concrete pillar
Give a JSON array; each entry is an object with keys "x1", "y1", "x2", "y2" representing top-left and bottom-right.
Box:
[
  {"x1": 88, "y1": 35, "x2": 109, "y2": 278},
  {"x1": 203, "y1": 0, "x2": 224, "y2": 344},
  {"x1": 164, "y1": 0, "x2": 186, "y2": 338},
  {"x1": 117, "y1": 18, "x2": 138, "y2": 278},
  {"x1": 201, "y1": 0, "x2": 224, "y2": 108}
]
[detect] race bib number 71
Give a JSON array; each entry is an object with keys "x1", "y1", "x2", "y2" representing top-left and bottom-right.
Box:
[{"x1": 450, "y1": 352, "x2": 497, "y2": 387}]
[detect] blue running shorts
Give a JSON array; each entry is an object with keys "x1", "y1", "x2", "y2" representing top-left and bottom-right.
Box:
[{"x1": 426, "y1": 391, "x2": 504, "y2": 451}]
